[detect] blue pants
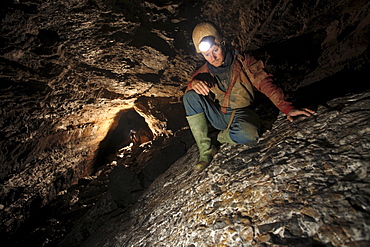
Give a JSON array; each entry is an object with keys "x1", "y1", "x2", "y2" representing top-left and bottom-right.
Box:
[{"x1": 183, "y1": 90, "x2": 261, "y2": 144}]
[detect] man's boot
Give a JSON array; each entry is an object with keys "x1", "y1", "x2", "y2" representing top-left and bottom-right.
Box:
[
  {"x1": 217, "y1": 129, "x2": 237, "y2": 144},
  {"x1": 186, "y1": 112, "x2": 217, "y2": 171}
]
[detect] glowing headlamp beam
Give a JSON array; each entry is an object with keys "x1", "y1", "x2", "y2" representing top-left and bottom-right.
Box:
[
  {"x1": 198, "y1": 36, "x2": 215, "y2": 52},
  {"x1": 199, "y1": 41, "x2": 212, "y2": 52}
]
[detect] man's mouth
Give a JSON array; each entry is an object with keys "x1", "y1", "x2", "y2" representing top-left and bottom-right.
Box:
[{"x1": 212, "y1": 59, "x2": 222, "y2": 66}]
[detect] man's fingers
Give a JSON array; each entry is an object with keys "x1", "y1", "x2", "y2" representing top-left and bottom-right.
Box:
[
  {"x1": 301, "y1": 110, "x2": 312, "y2": 117},
  {"x1": 293, "y1": 108, "x2": 315, "y2": 116},
  {"x1": 300, "y1": 108, "x2": 316, "y2": 117},
  {"x1": 193, "y1": 81, "x2": 210, "y2": 95},
  {"x1": 195, "y1": 86, "x2": 209, "y2": 95},
  {"x1": 287, "y1": 108, "x2": 316, "y2": 122},
  {"x1": 304, "y1": 108, "x2": 316, "y2": 114}
]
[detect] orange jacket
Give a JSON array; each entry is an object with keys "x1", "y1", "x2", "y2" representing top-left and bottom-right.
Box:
[{"x1": 186, "y1": 53, "x2": 294, "y2": 115}]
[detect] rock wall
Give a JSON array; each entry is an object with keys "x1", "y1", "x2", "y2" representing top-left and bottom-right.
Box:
[
  {"x1": 0, "y1": 0, "x2": 369, "y2": 246},
  {"x1": 0, "y1": 0, "x2": 196, "y2": 239},
  {"x1": 201, "y1": 0, "x2": 370, "y2": 91},
  {"x1": 83, "y1": 91, "x2": 370, "y2": 246}
]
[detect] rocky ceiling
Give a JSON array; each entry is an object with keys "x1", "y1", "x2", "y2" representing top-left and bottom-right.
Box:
[{"x1": 0, "y1": 0, "x2": 369, "y2": 246}]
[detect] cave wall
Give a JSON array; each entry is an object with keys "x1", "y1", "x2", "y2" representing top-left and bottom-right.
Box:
[
  {"x1": 200, "y1": 0, "x2": 369, "y2": 92},
  {"x1": 0, "y1": 0, "x2": 197, "y2": 238},
  {"x1": 0, "y1": 0, "x2": 369, "y2": 246}
]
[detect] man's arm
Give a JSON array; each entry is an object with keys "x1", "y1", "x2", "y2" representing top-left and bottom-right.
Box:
[
  {"x1": 185, "y1": 64, "x2": 211, "y2": 95},
  {"x1": 240, "y1": 54, "x2": 315, "y2": 121}
]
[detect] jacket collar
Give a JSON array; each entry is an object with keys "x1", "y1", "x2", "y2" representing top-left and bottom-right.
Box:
[{"x1": 207, "y1": 48, "x2": 233, "y2": 75}]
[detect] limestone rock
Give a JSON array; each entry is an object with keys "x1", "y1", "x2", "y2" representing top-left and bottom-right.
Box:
[
  {"x1": 83, "y1": 91, "x2": 370, "y2": 247},
  {"x1": 0, "y1": 0, "x2": 369, "y2": 246}
]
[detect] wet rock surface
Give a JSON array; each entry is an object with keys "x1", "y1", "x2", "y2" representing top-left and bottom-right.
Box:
[
  {"x1": 1, "y1": 0, "x2": 197, "y2": 243},
  {"x1": 84, "y1": 91, "x2": 370, "y2": 246},
  {"x1": 0, "y1": 0, "x2": 369, "y2": 246}
]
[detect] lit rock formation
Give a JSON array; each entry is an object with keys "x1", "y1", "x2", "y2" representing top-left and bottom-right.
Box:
[
  {"x1": 83, "y1": 91, "x2": 370, "y2": 246},
  {"x1": 0, "y1": 0, "x2": 369, "y2": 246}
]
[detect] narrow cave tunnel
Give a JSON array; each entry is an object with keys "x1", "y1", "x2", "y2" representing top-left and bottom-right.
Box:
[{"x1": 93, "y1": 108, "x2": 153, "y2": 170}]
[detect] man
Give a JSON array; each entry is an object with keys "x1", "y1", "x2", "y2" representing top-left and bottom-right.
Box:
[{"x1": 183, "y1": 22, "x2": 314, "y2": 171}]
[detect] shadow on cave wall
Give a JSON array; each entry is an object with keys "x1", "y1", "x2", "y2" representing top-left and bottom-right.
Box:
[
  {"x1": 93, "y1": 109, "x2": 153, "y2": 171},
  {"x1": 252, "y1": 30, "x2": 326, "y2": 87},
  {"x1": 252, "y1": 29, "x2": 370, "y2": 118},
  {"x1": 254, "y1": 68, "x2": 370, "y2": 128},
  {"x1": 293, "y1": 69, "x2": 370, "y2": 110}
]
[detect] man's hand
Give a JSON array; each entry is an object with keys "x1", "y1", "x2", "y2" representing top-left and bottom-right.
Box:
[
  {"x1": 192, "y1": 79, "x2": 211, "y2": 96},
  {"x1": 287, "y1": 108, "x2": 316, "y2": 122}
]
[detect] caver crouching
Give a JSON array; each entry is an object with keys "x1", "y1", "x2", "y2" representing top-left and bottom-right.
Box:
[{"x1": 183, "y1": 22, "x2": 315, "y2": 171}]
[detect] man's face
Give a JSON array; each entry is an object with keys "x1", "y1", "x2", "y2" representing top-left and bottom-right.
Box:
[{"x1": 202, "y1": 44, "x2": 224, "y2": 67}]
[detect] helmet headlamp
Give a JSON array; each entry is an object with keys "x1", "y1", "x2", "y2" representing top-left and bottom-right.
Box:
[{"x1": 198, "y1": 36, "x2": 215, "y2": 53}]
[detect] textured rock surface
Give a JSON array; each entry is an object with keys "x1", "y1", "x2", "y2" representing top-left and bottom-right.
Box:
[
  {"x1": 0, "y1": 0, "x2": 369, "y2": 246},
  {"x1": 0, "y1": 0, "x2": 196, "y2": 241},
  {"x1": 84, "y1": 91, "x2": 370, "y2": 246}
]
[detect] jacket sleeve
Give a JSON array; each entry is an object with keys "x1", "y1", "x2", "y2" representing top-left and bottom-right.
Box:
[
  {"x1": 185, "y1": 63, "x2": 209, "y2": 93},
  {"x1": 240, "y1": 54, "x2": 294, "y2": 115}
]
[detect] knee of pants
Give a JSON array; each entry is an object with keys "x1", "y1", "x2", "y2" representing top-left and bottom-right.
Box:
[
  {"x1": 183, "y1": 90, "x2": 198, "y2": 104},
  {"x1": 229, "y1": 122, "x2": 259, "y2": 144},
  {"x1": 183, "y1": 90, "x2": 201, "y2": 115}
]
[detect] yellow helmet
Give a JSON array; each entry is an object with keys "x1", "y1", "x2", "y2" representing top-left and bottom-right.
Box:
[{"x1": 192, "y1": 22, "x2": 223, "y2": 53}]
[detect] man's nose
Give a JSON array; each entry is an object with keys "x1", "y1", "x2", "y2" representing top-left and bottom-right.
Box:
[{"x1": 211, "y1": 54, "x2": 217, "y2": 61}]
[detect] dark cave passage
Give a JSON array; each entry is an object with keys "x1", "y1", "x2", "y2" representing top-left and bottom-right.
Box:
[
  {"x1": 93, "y1": 109, "x2": 153, "y2": 171},
  {"x1": 293, "y1": 70, "x2": 370, "y2": 109}
]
